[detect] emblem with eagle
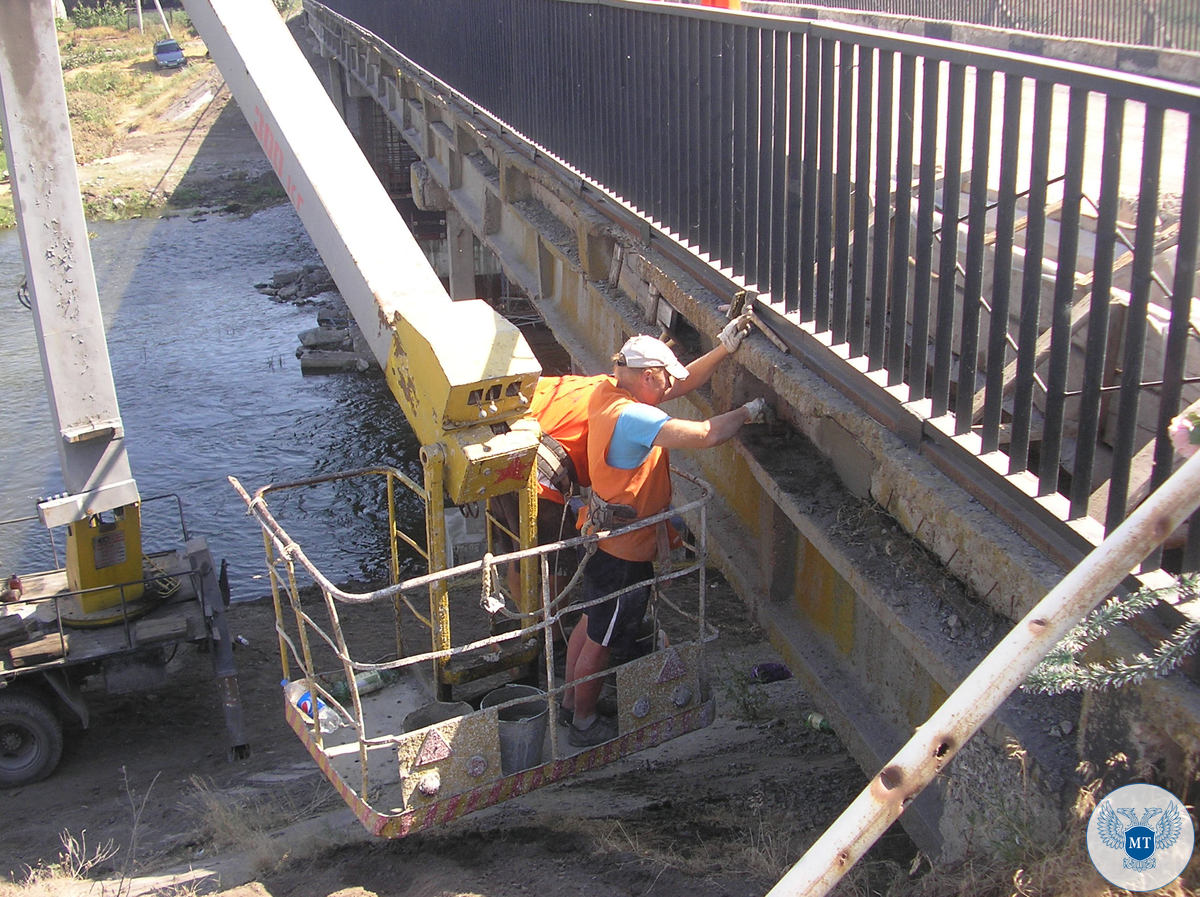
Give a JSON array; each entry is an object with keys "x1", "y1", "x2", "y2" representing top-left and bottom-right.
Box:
[{"x1": 1096, "y1": 800, "x2": 1184, "y2": 872}]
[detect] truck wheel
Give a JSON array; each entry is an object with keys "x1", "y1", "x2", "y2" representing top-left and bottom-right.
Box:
[{"x1": 0, "y1": 691, "x2": 64, "y2": 787}]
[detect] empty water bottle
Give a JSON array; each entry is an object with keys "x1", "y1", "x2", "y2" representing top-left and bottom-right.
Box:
[{"x1": 283, "y1": 679, "x2": 341, "y2": 734}]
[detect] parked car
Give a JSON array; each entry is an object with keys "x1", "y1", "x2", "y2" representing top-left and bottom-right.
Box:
[{"x1": 153, "y1": 39, "x2": 185, "y2": 69}]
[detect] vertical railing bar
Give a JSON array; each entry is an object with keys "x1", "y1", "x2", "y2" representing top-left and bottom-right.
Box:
[
  {"x1": 831, "y1": 39, "x2": 855, "y2": 344},
  {"x1": 686, "y1": 16, "x2": 696, "y2": 245},
  {"x1": 631, "y1": 10, "x2": 646, "y2": 215},
  {"x1": 849, "y1": 46, "x2": 874, "y2": 354},
  {"x1": 1145, "y1": 113, "x2": 1200, "y2": 570},
  {"x1": 573, "y1": 5, "x2": 587, "y2": 171},
  {"x1": 887, "y1": 53, "x2": 916, "y2": 386},
  {"x1": 1106, "y1": 106, "x2": 1165, "y2": 531},
  {"x1": 1150, "y1": 113, "x2": 1200, "y2": 507},
  {"x1": 800, "y1": 32, "x2": 821, "y2": 321},
  {"x1": 931, "y1": 62, "x2": 966, "y2": 415},
  {"x1": 552, "y1": 3, "x2": 565, "y2": 153},
  {"x1": 783, "y1": 31, "x2": 804, "y2": 314},
  {"x1": 867, "y1": 49, "x2": 894, "y2": 369},
  {"x1": 677, "y1": 12, "x2": 689, "y2": 236},
  {"x1": 954, "y1": 67, "x2": 994, "y2": 433},
  {"x1": 981, "y1": 73, "x2": 1025, "y2": 453},
  {"x1": 1069, "y1": 96, "x2": 1126, "y2": 518},
  {"x1": 769, "y1": 29, "x2": 790, "y2": 302},
  {"x1": 715, "y1": 23, "x2": 734, "y2": 266},
  {"x1": 677, "y1": 13, "x2": 690, "y2": 239},
  {"x1": 1036, "y1": 86, "x2": 1088, "y2": 494},
  {"x1": 689, "y1": 17, "x2": 704, "y2": 251},
  {"x1": 756, "y1": 27, "x2": 777, "y2": 293},
  {"x1": 1009, "y1": 79, "x2": 1055, "y2": 475},
  {"x1": 744, "y1": 27, "x2": 762, "y2": 287},
  {"x1": 731, "y1": 24, "x2": 748, "y2": 277},
  {"x1": 596, "y1": 6, "x2": 611, "y2": 193},
  {"x1": 815, "y1": 36, "x2": 837, "y2": 330},
  {"x1": 700, "y1": 19, "x2": 716, "y2": 254},
  {"x1": 630, "y1": 9, "x2": 644, "y2": 210},
  {"x1": 594, "y1": 8, "x2": 608, "y2": 185},
  {"x1": 651, "y1": 12, "x2": 667, "y2": 223},
  {"x1": 667, "y1": 14, "x2": 682, "y2": 233},
  {"x1": 718, "y1": 23, "x2": 735, "y2": 268},
  {"x1": 909, "y1": 57, "x2": 941, "y2": 402}
]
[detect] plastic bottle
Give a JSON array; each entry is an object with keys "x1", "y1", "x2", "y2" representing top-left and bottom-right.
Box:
[
  {"x1": 804, "y1": 711, "x2": 834, "y2": 734},
  {"x1": 282, "y1": 679, "x2": 340, "y2": 734},
  {"x1": 327, "y1": 668, "x2": 395, "y2": 702}
]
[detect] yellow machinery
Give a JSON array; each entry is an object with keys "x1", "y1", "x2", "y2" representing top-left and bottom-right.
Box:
[
  {"x1": 178, "y1": 0, "x2": 552, "y2": 699},
  {"x1": 0, "y1": 0, "x2": 248, "y2": 787},
  {"x1": 192, "y1": 0, "x2": 716, "y2": 837},
  {"x1": 66, "y1": 508, "x2": 146, "y2": 614}
]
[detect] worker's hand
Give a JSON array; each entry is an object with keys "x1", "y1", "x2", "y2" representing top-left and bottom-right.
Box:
[
  {"x1": 743, "y1": 398, "x2": 768, "y2": 424},
  {"x1": 719, "y1": 312, "x2": 754, "y2": 353}
]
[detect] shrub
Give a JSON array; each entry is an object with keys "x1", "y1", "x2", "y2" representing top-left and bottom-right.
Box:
[{"x1": 69, "y1": 2, "x2": 127, "y2": 29}]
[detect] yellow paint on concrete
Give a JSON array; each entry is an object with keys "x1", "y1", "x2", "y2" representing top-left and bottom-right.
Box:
[{"x1": 793, "y1": 536, "x2": 856, "y2": 655}]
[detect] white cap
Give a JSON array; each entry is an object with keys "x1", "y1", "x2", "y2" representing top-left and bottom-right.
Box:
[{"x1": 618, "y1": 335, "x2": 689, "y2": 381}]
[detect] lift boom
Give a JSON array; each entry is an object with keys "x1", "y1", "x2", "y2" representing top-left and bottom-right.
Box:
[{"x1": 179, "y1": 0, "x2": 543, "y2": 508}]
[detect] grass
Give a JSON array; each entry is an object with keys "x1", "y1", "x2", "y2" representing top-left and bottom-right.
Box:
[
  {"x1": 0, "y1": 771, "x2": 341, "y2": 897},
  {"x1": 184, "y1": 774, "x2": 342, "y2": 878}
]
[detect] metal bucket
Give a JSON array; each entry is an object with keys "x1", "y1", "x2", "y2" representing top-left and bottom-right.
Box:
[
  {"x1": 481, "y1": 684, "x2": 548, "y2": 774},
  {"x1": 402, "y1": 700, "x2": 472, "y2": 733}
]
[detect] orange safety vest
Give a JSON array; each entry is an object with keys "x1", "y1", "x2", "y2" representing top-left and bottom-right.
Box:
[
  {"x1": 530, "y1": 374, "x2": 604, "y2": 502},
  {"x1": 580, "y1": 378, "x2": 673, "y2": 562}
]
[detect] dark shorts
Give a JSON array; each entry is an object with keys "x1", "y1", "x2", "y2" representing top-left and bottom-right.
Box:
[
  {"x1": 582, "y1": 549, "x2": 653, "y2": 656},
  {"x1": 491, "y1": 492, "x2": 581, "y2": 579}
]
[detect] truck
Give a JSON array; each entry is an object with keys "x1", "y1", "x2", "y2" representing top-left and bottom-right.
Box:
[
  {"x1": 0, "y1": 2, "x2": 246, "y2": 787},
  {"x1": 0, "y1": 0, "x2": 717, "y2": 828}
]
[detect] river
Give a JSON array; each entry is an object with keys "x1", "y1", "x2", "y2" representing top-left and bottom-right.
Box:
[{"x1": 0, "y1": 204, "x2": 424, "y2": 601}]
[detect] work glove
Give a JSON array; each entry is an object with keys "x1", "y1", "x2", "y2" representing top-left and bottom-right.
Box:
[
  {"x1": 743, "y1": 398, "x2": 768, "y2": 424},
  {"x1": 719, "y1": 311, "x2": 754, "y2": 353}
]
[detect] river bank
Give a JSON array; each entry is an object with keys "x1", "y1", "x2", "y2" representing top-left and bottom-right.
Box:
[{"x1": 0, "y1": 17, "x2": 286, "y2": 231}]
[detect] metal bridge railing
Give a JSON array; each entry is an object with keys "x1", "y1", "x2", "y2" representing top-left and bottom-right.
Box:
[
  {"x1": 743, "y1": 0, "x2": 1200, "y2": 54},
  {"x1": 313, "y1": 0, "x2": 1200, "y2": 576}
]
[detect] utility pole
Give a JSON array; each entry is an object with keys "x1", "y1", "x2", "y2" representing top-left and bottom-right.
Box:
[{"x1": 152, "y1": 0, "x2": 172, "y2": 38}]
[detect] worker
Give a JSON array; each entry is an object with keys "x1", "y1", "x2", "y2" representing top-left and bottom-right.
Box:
[
  {"x1": 564, "y1": 315, "x2": 765, "y2": 747},
  {"x1": 492, "y1": 373, "x2": 607, "y2": 600}
]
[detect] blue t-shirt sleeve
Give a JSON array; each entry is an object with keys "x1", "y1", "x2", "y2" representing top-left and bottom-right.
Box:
[{"x1": 607, "y1": 403, "x2": 670, "y2": 469}]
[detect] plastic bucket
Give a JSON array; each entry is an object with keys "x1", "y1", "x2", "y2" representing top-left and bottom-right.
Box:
[
  {"x1": 402, "y1": 700, "x2": 472, "y2": 733},
  {"x1": 481, "y1": 684, "x2": 548, "y2": 774}
]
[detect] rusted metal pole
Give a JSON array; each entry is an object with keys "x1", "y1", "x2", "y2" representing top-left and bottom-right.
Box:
[{"x1": 768, "y1": 450, "x2": 1200, "y2": 897}]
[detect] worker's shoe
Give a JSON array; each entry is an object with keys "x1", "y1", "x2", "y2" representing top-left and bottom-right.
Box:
[{"x1": 567, "y1": 714, "x2": 618, "y2": 748}]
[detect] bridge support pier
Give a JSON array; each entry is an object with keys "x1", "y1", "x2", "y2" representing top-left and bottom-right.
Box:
[{"x1": 446, "y1": 208, "x2": 476, "y2": 300}]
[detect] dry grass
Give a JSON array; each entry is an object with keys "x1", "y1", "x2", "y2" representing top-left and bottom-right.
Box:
[{"x1": 183, "y1": 775, "x2": 342, "y2": 878}]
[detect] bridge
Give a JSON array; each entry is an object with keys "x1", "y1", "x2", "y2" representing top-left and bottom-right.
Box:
[{"x1": 246, "y1": 0, "x2": 1200, "y2": 869}]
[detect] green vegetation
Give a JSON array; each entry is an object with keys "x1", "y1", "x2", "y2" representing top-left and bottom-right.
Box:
[
  {"x1": 66, "y1": 2, "x2": 127, "y2": 30},
  {"x1": 1025, "y1": 575, "x2": 1200, "y2": 694}
]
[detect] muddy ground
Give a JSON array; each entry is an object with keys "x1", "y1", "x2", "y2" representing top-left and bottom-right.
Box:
[{"x1": 1, "y1": 582, "x2": 916, "y2": 897}]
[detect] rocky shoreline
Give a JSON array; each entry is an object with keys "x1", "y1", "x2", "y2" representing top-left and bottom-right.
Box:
[{"x1": 255, "y1": 264, "x2": 375, "y2": 374}]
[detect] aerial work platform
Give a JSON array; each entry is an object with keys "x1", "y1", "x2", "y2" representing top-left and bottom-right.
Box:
[{"x1": 231, "y1": 466, "x2": 716, "y2": 836}]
